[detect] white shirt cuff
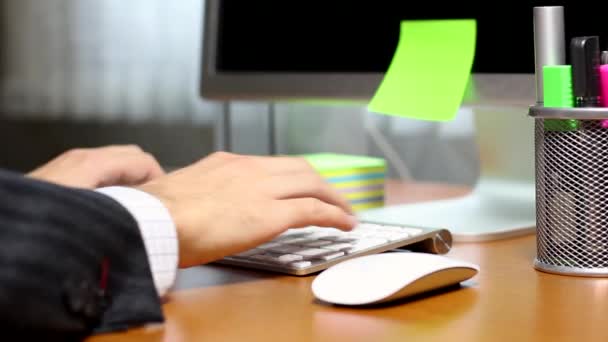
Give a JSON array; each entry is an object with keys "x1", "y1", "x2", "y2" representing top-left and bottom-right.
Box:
[{"x1": 95, "y1": 186, "x2": 178, "y2": 297}]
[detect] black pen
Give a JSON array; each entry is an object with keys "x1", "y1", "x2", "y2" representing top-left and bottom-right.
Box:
[
  {"x1": 570, "y1": 36, "x2": 603, "y2": 256},
  {"x1": 602, "y1": 50, "x2": 608, "y2": 65},
  {"x1": 571, "y1": 36, "x2": 601, "y2": 107}
]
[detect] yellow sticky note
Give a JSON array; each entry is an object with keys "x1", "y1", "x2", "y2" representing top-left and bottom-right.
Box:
[{"x1": 368, "y1": 20, "x2": 476, "y2": 121}]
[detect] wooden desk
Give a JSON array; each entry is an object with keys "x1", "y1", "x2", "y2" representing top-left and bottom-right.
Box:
[{"x1": 89, "y1": 182, "x2": 608, "y2": 342}]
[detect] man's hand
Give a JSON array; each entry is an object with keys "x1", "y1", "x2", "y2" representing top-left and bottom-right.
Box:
[
  {"x1": 138, "y1": 152, "x2": 357, "y2": 267},
  {"x1": 28, "y1": 145, "x2": 165, "y2": 189}
]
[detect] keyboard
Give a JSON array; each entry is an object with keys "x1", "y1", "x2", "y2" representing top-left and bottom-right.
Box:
[{"x1": 216, "y1": 221, "x2": 453, "y2": 275}]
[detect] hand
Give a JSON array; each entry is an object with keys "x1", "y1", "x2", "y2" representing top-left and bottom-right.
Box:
[
  {"x1": 28, "y1": 145, "x2": 165, "y2": 189},
  {"x1": 138, "y1": 152, "x2": 357, "y2": 267}
]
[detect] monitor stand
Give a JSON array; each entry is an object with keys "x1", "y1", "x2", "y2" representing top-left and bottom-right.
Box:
[{"x1": 360, "y1": 105, "x2": 537, "y2": 242}]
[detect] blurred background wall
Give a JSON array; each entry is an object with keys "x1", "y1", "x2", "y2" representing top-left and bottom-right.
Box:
[{"x1": 0, "y1": 0, "x2": 219, "y2": 171}]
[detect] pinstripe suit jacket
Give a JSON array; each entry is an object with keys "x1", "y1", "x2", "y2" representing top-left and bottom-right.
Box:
[{"x1": 0, "y1": 169, "x2": 163, "y2": 340}]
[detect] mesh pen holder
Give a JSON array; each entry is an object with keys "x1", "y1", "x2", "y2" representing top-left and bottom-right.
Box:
[{"x1": 530, "y1": 106, "x2": 608, "y2": 276}]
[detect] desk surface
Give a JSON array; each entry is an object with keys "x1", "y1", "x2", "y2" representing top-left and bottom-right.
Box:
[{"x1": 89, "y1": 181, "x2": 608, "y2": 342}]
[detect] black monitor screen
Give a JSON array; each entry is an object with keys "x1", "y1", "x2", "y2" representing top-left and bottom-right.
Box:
[{"x1": 217, "y1": 2, "x2": 608, "y2": 74}]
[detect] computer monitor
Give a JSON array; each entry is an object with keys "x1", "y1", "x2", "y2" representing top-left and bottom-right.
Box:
[
  {"x1": 201, "y1": 1, "x2": 529, "y2": 104},
  {"x1": 199, "y1": 1, "x2": 608, "y2": 241},
  {"x1": 201, "y1": 1, "x2": 608, "y2": 106}
]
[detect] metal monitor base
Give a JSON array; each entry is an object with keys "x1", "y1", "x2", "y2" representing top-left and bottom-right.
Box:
[{"x1": 359, "y1": 178, "x2": 536, "y2": 242}]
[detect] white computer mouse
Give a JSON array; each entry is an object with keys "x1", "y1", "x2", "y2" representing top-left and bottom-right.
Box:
[{"x1": 311, "y1": 252, "x2": 479, "y2": 306}]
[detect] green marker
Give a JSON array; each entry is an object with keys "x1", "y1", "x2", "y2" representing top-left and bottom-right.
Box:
[{"x1": 543, "y1": 65, "x2": 579, "y2": 131}]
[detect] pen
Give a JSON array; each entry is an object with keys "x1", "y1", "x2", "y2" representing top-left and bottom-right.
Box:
[
  {"x1": 543, "y1": 65, "x2": 578, "y2": 131},
  {"x1": 571, "y1": 36, "x2": 602, "y2": 255},
  {"x1": 599, "y1": 50, "x2": 608, "y2": 127},
  {"x1": 571, "y1": 36, "x2": 601, "y2": 107},
  {"x1": 534, "y1": 6, "x2": 566, "y2": 105}
]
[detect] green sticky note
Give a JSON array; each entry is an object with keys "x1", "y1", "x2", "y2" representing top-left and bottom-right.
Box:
[
  {"x1": 300, "y1": 153, "x2": 386, "y2": 172},
  {"x1": 368, "y1": 20, "x2": 477, "y2": 121}
]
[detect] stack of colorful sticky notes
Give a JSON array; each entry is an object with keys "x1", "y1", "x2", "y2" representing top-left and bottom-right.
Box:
[{"x1": 301, "y1": 153, "x2": 386, "y2": 212}]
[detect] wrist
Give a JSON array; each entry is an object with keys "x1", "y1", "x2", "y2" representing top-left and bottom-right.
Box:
[{"x1": 136, "y1": 183, "x2": 176, "y2": 221}]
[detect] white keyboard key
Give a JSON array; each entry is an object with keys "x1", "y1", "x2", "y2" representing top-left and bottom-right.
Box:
[
  {"x1": 351, "y1": 227, "x2": 381, "y2": 235},
  {"x1": 277, "y1": 254, "x2": 304, "y2": 264},
  {"x1": 290, "y1": 261, "x2": 312, "y2": 269},
  {"x1": 293, "y1": 248, "x2": 334, "y2": 258},
  {"x1": 345, "y1": 246, "x2": 371, "y2": 254},
  {"x1": 346, "y1": 241, "x2": 387, "y2": 253},
  {"x1": 267, "y1": 244, "x2": 302, "y2": 254},
  {"x1": 321, "y1": 243, "x2": 353, "y2": 252},
  {"x1": 359, "y1": 232, "x2": 384, "y2": 238},
  {"x1": 282, "y1": 227, "x2": 315, "y2": 235},
  {"x1": 312, "y1": 227, "x2": 344, "y2": 235},
  {"x1": 340, "y1": 232, "x2": 366, "y2": 239},
  {"x1": 304, "y1": 240, "x2": 333, "y2": 248},
  {"x1": 250, "y1": 254, "x2": 278, "y2": 263},
  {"x1": 306, "y1": 232, "x2": 332, "y2": 239},
  {"x1": 320, "y1": 252, "x2": 345, "y2": 261},
  {"x1": 280, "y1": 237, "x2": 316, "y2": 244}
]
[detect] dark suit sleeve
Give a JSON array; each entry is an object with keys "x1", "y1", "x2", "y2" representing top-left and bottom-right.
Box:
[{"x1": 0, "y1": 169, "x2": 163, "y2": 340}]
